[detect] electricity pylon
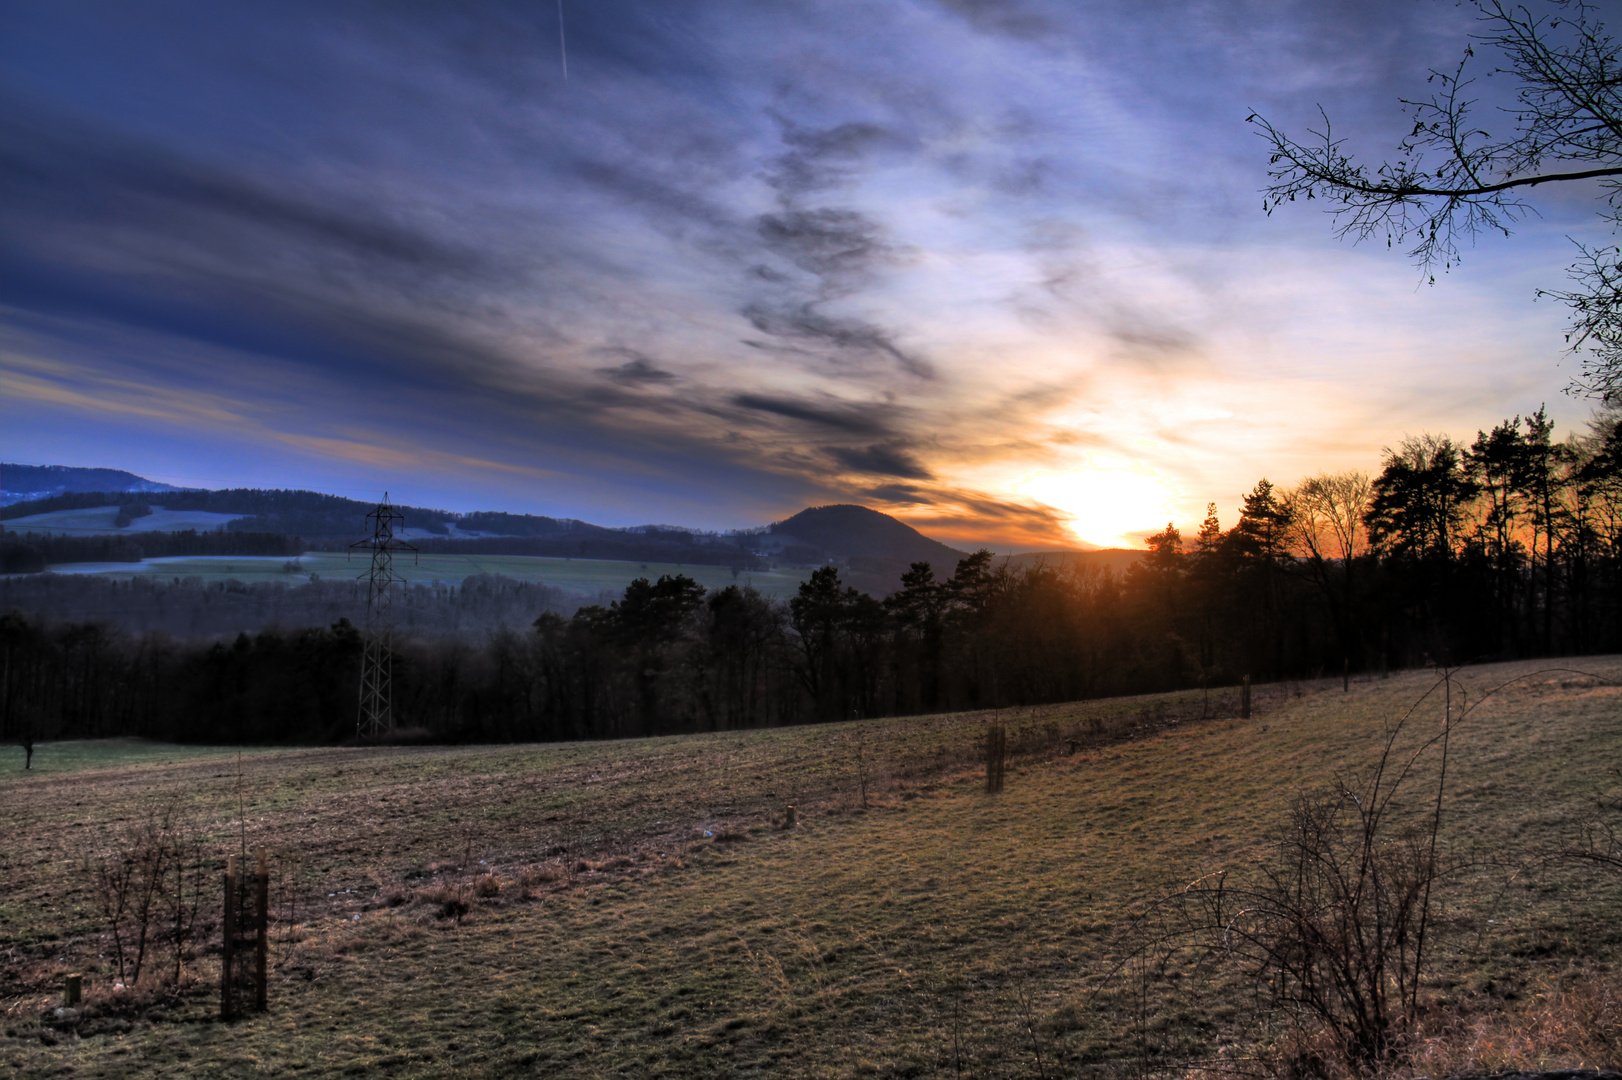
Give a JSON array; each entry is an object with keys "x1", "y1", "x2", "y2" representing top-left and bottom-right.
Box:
[{"x1": 350, "y1": 493, "x2": 417, "y2": 740}]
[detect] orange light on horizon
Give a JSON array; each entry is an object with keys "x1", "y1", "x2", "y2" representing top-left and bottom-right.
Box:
[{"x1": 1018, "y1": 457, "x2": 1179, "y2": 549}]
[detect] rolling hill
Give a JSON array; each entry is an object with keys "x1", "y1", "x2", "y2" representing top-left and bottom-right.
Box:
[
  {"x1": 3, "y1": 472, "x2": 1114, "y2": 593},
  {"x1": 1, "y1": 464, "x2": 184, "y2": 506}
]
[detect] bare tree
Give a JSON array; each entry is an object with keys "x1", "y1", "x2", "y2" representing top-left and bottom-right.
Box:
[
  {"x1": 1288, "y1": 471, "x2": 1374, "y2": 566},
  {"x1": 1250, "y1": 0, "x2": 1622, "y2": 400}
]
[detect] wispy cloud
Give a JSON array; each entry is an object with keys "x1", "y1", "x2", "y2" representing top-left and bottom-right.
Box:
[{"x1": 0, "y1": 0, "x2": 1596, "y2": 545}]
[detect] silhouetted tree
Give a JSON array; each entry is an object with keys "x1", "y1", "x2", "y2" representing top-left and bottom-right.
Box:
[{"x1": 1251, "y1": 0, "x2": 1622, "y2": 399}]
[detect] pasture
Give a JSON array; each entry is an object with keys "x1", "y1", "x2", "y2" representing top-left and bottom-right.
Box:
[
  {"x1": 2, "y1": 658, "x2": 1619, "y2": 1077},
  {"x1": 5, "y1": 506, "x2": 245, "y2": 535},
  {"x1": 45, "y1": 552, "x2": 809, "y2": 601}
]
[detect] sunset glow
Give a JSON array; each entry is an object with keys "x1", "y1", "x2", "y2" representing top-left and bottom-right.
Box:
[
  {"x1": 0, "y1": 0, "x2": 1601, "y2": 548},
  {"x1": 1019, "y1": 459, "x2": 1181, "y2": 550}
]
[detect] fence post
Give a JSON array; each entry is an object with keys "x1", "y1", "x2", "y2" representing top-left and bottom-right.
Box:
[
  {"x1": 1240, "y1": 675, "x2": 1251, "y2": 720},
  {"x1": 221, "y1": 855, "x2": 238, "y2": 1021},
  {"x1": 255, "y1": 847, "x2": 269, "y2": 1012},
  {"x1": 985, "y1": 719, "x2": 1007, "y2": 794}
]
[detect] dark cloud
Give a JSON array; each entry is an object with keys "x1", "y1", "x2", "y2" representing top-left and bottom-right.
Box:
[
  {"x1": 742, "y1": 303, "x2": 935, "y2": 379},
  {"x1": 764, "y1": 119, "x2": 896, "y2": 198},
  {"x1": 932, "y1": 0, "x2": 1056, "y2": 41},
  {"x1": 595, "y1": 351, "x2": 678, "y2": 386},
  {"x1": 863, "y1": 483, "x2": 931, "y2": 503},
  {"x1": 730, "y1": 393, "x2": 896, "y2": 436},
  {"x1": 0, "y1": 107, "x2": 493, "y2": 283},
  {"x1": 757, "y1": 208, "x2": 891, "y2": 285},
  {"x1": 829, "y1": 443, "x2": 933, "y2": 480}
]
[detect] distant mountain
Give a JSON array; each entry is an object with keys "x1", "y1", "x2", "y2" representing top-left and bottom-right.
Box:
[
  {"x1": 2, "y1": 464, "x2": 184, "y2": 506},
  {"x1": 763, "y1": 504, "x2": 968, "y2": 592},
  {"x1": 3, "y1": 470, "x2": 994, "y2": 592}
]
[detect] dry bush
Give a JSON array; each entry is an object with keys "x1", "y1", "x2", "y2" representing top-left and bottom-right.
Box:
[
  {"x1": 413, "y1": 884, "x2": 470, "y2": 922},
  {"x1": 519, "y1": 865, "x2": 561, "y2": 887},
  {"x1": 1132, "y1": 672, "x2": 1472, "y2": 1075},
  {"x1": 82, "y1": 801, "x2": 205, "y2": 990},
  {"x1": 1407, "y1": 970, "x2": 1622, "y2": 1076},
  {"x1": 473, "y1": 874, "x2": 500, "y2": 899}
]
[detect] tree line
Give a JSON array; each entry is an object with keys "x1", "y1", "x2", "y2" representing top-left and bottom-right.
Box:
[
  {"x1": 2, "y1": 406, "x2": 1618, "y2": 754},
  {"x1": 0, "y1": 529, "x2": 306, "y2": 573}
]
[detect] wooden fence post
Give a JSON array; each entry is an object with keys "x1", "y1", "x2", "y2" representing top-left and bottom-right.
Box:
[
  {"x1": 985, "y1": 720, "x2": 1007, "y2": 794},
  {"x1": 255, "y1": 847, "x2": 269, "y2": 1012},
  {"x1": 221, "y1": 855, "x2": 238, "y2": 1021}
]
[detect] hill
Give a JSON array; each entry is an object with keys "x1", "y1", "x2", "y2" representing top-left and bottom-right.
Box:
[
  {"x1": 5, "y1": 483, "x2": 982, "y2": 592},
  {"x1": 764, "y1": 504, "x2": 968, "y2": 590},
  {"x1": 1, "y1": 464, "x2": 184, "y2": 506}
]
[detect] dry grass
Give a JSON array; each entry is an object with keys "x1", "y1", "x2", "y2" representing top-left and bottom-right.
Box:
[{"x1": 0, "y1": 659, "x2": 1618, "y2": 1077}]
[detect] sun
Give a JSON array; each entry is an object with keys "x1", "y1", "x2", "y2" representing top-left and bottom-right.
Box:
[{"x1": 1018, "y1": 458, "x2": 1180, "y2": 549}]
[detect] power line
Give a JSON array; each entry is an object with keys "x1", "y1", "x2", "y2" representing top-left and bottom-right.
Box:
[{"x1": 349, "y1": 492, "x2": 416, "y2": 740}]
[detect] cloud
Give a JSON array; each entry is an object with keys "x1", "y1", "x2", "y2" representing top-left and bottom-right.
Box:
[
  {"x1": 756, "y1": 208, "x2": 892, "y2": 286},
  {"x1": 0, "y1": 106, "x2": 494, "y2": 285},
  {"x1": 763, "y1": 119, "x2": 897, "y2": 198},
  {"x1": 729, "y1": 392, "x2": 899, "y2": 436},
  {"x1": 829, "y1": 443, "x2": 934, "y2": 480},
  {"x1": 931, "y1": 0, "x2": 1056, "y2": 41},
  {"x1": 0, "y1": 0, "x2": 1583, "y2": 544},
  {"x1": 595, "y1": 350, "x2": 678, "y2": 386},
  {"x1": 862, "y1": 482, "x2": 931, "y2": 503},
  {"x1": 741, "y1": 303, "x2": 935, "y2": 379}
]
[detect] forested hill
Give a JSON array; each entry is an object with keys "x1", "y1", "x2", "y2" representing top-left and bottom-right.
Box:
[
  {"x1": 1, "y1": 464, "x2": 184, "y2": 505},
  {"x1": 2, "y1": 488, "x2": 987, "y2": 581},
  {"x1": 2, "y1": 487, "x2": 588, "y2": 543},
  {"x1": 768, "y1": 504, "x2": 966, "y2": 570}
]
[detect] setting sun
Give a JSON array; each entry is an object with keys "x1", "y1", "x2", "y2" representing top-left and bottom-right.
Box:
[{"x1": 1018, "y1": 457, "x2": 1181, "y2": 549}]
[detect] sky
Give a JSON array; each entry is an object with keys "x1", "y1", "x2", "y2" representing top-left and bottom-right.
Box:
[{"x1": 2, "y1": 0, "x2": 1616, "y2": 550}]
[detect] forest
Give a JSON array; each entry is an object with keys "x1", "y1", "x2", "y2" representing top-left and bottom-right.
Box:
[
  {"x1": 1, "y1": 487, "x2": 766, "y2": 568},
  {"x1": 2, "y1": 405, "x2": 1619, "y2": 751}
]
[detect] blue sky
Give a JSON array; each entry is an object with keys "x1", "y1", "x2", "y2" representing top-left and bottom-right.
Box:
[{"x1": 2, "y1": 0, "x2": 1613, "y2": 548}]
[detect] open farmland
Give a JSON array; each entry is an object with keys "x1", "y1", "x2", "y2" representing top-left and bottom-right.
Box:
[
  {"x1": 5, "y1": 507, "x2": 246, "y2": 536},
  {"x1": 44, "y1": 552, "x2": 808, "y2": 600},
  {"x1": 2, "y1": 659, "x2": 1620, "y2": 1077}
]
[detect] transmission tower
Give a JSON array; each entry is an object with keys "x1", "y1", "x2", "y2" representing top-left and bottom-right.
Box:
[{"x1": 350, "y1": 492, "x2": 417, "y2": 740}]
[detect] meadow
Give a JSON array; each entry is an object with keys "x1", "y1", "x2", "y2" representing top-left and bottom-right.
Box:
[
  {"x1": 6, "y1": 507, "x2": 245, "y2": 536},
  {"x1": 2, "y1": 659, "x2": 1619, "y2": 1077},
  {"x1": 44, "y1": 552, "x2": 808, "y2": 601}
]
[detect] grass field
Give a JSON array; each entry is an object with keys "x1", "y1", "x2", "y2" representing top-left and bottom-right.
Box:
[
  {"x1": 44, "y1": 552, "x2": 810, "y2": 600},
  {"x1": 2, "y1": 659, "x2": 1619, "y2": 1077},
  {"x1": 6, "y1": 506, "x2": 245, "y2": 535}
]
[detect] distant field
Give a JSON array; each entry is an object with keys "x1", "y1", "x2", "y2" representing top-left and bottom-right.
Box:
[
  {"x1": 3, "y1": 659, "x2": 1619, "y2": 1077},
  {"x1": 4, "y1": 505, "x2": 246, "y2": 535},
  {"x1": 44, "y1": 551, "x2": 810, "y2": 599}
]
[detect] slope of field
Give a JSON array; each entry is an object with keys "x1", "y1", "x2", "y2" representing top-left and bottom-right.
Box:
[
  {"x1": 2, "y1": 660, "x2": 1619, "y2": 1077},
  {"x1": 44, "y1": 552, "x2": 809, "y2": 599},
  {"x1": 4, "y1": 505, "x2": 245, "y2": 535}
]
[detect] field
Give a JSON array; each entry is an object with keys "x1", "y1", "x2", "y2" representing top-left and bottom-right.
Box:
[
  {"x1": 45, "y1": 552, "x2": 810, "y2": 600},
  {"x1": 5, "y1": 507, "x2": 245, "y2": 535},
  {"x1": 2, "y1": 659, "x2": 1620, "y2": 1077}
]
